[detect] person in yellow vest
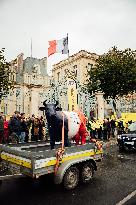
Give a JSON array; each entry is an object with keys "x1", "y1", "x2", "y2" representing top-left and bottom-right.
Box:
[{"x1": 124, "y1": 122, "x2": 129, "y2": 133}]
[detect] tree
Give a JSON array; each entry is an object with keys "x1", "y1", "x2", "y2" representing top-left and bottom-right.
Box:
[
  {"x1": 87, "y1": 47, "x2": 136, "y2": 110},
  {"x1": 0, "y1": 48, "x2": 14, "y2": 99}
]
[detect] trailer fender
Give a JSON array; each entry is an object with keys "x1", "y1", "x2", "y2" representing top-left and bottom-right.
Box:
[{"x1": 54, "y1": 157, "x2": 97, "y2": 184}]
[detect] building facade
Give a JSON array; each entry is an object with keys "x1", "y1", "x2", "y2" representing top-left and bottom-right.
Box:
[
  {"x1": 0, "y1": 50, "x2": 135, "y2": 119},
  {"x1": 44, "y1": 50, "x2": 136, "y2": 119},
  {"x1": 45, "y1": 50, "x2": 99, "y2": 118},
  {"x1": 0, "y1": 53, "x2": 51, "y2": 117}
]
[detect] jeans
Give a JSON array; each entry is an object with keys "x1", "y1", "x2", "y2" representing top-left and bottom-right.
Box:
[{"x1": 19, "y1": 132, "x2": 25, "y2": 143}]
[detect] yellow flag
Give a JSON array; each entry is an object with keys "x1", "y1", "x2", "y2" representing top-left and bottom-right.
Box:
[{"x1": 67, "y1": 79, "x2": 77, "y2": 111}]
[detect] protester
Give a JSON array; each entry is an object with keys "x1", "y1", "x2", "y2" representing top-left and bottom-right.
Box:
[
  {"x1": 97, "y1": 126, "x2": 103, "y2": 139},
  {"x1": 107, "y1": 118, "x2": 111, "y2": 140},
  {"x1": 117, "y1": 120, "x2": 124, "y2": 135},
  {"x1": 25, "y1": 117, "x2": 32, "y2": 142},
  {"x1": 124, "y1": 122, "x2": 129, "y2": 133},
  {"x1": 38, "y1": 116, "x2": 45, "y2": 140},
  {"x1": 30, "y1": 114, "x2": 35, "y2": 141},
  {"x1": 3, "y1": 116, "x2": 9, "y2": 143},
  {"x1": 87, "y1": 120, "x2": 93, "y2": 137},
  {"x1": 33, "y1": 117, "x2": 40, "y2": 141},
  {"x1": 20, "y1": 113, "x2": 27, "y2": 143},
  {"x1": 102, "y1": 120, "x2": 107, "y2": 140},
  {"x1": 0, "y1": 114, "x2": 4, "y2": 143},
  {"x1": 110, "y1": 119, "x2": 116, "y2": 137},
  {"x1": 24, "y1": 118, "x2": 30, "y2": 142},
  {"x1": 9, "y1": 111, "x2": 21, "y2": 143}
]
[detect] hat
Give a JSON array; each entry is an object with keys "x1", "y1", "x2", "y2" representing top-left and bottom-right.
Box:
[{"x1": 14, "y1": 111, "x2": 20, "y2": 114}]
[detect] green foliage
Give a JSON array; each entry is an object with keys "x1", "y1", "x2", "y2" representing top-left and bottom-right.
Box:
[
  {"x1": 87, "y1": 47, "x2": 136, "y2": 99},
  {"x1": 0, "y1": 48, "x2": 14, "y2": 97}
]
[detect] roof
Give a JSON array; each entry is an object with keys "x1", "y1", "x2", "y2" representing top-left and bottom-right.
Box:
[
  {"x1": 23, "y1": 57, "x2": 48, "y2": 76},
  {"x1": 53, "y1": 50, "x2": 99, "y2": 70}
]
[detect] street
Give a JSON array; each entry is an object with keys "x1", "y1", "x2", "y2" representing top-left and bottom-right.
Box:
[{"x1": 0, "y1": 145, "x2": 136, "y2": 205}]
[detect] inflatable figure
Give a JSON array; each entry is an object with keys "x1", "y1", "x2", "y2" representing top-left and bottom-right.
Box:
[{"x1": 39, "y1": 101, "x2": 88, "y2": 149}]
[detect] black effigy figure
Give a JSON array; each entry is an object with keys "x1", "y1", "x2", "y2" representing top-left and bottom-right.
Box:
[{"x1": 39, "y1": 101, "x2": 69, "y2": 149}]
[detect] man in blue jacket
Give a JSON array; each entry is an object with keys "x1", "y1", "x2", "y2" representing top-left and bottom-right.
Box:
[{"x1": 9, "y1": 111, "x2": 21, "y2": 143}]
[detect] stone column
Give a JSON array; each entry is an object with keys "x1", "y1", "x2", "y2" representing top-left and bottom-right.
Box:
[{"x1": 95, "y1": 92, "x2": 104, "y2": 119}]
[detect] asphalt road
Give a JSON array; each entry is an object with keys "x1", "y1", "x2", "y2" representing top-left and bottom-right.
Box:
[{"x1": 0, "y1": 145, "x2": 136, "y2": 205}]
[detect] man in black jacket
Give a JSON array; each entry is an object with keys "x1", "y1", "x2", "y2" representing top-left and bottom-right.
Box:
[{"x1": 9, "y1": 111, "x2": 21, "y2": 143}]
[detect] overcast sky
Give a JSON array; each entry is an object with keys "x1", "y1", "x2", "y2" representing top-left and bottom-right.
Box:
[{"x1": 0, "y1": 0, "x2": 136, "y2": 64}]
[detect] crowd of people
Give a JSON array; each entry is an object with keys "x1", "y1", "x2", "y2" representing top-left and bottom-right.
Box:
[
  {"x1": 0, "y1": 111, "x2": 45, "y2": 144},
  {"x1": 0, "y1": 110, "x2": 133, "y2": 144},
  {"x1": 87, "y1": 118, "x2": 132, "y2": 141}
]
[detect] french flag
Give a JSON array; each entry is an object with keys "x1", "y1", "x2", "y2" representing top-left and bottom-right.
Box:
[{"x1": 48, "y1": 35, "x2": 69, "y2": 57}]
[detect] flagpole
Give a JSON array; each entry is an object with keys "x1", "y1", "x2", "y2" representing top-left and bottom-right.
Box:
[
  {"x1": 67, "y1": 33, "x2": 70, "y2": 58},
  {"x1": 67, "y1": 33, "x2": 72, "y2": 112}
]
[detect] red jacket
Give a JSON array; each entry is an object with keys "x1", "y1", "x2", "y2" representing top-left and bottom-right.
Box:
[{"x1": 4, "y1": 121, "x2": 8, "y2": 129}]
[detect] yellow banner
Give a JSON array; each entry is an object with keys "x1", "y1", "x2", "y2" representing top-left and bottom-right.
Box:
[
  {"x1": 67, "y1": 79, "x2": 77, "y2": 111},
  {"x1": 121, "y1": 113, "x2": 136, "y2": 122}
]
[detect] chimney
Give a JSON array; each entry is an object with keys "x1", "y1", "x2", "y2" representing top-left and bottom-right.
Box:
[{"x1": 17, "y1": 53, "x2": 24, "y2": 71}]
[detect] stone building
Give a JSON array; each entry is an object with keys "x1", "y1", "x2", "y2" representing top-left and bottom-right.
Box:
[
  {"x1": 44, "y1": 50, "x2": 136, "y2": 119},
  {"x1": 44, "y1": 50, "x2": 101, "y2": 119},
  {"x1": 1, "y1": 53, "x2": 51, "y2": 117},
  {"x1": 0, "y1": 50, "x2": 135, "y2": 119}
]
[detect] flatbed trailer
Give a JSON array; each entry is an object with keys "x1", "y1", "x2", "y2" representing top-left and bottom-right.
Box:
[{"x1": 0, "y1": 141, "x2": 103, "y2": 190}]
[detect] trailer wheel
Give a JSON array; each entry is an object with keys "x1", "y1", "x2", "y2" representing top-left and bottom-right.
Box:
[
  {"x1": 81, "y1": 162, "x2": 94, "y2": 184},
  {"x1": 63, "y1": 166, "x2": 79, "y2": 190}
]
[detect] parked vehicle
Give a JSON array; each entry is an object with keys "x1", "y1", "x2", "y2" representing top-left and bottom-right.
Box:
[
  {"x1": 0, "y1": 141, "x2": 103, "y2": 190},
  {"x1": 117, "y1": 133, "x2": 136, "y2": 152}
]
